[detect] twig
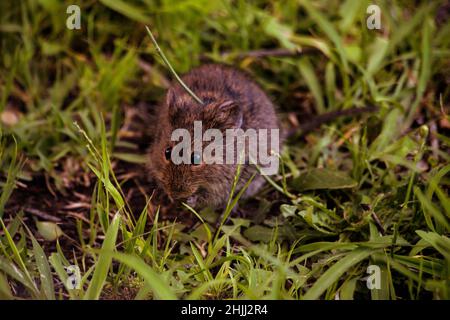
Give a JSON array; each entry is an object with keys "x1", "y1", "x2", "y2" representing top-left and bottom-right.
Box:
[
  {"x1": 144, "y1": 25, "x2": 204, "y2": 105},
  {"x1": 290, "y1": 106, "x2": 380, "y2": 137},
  {"x1": 221, "y1": 47, "x2": 314, "y2": 59},
  {"x1": 24, "y1": 207, "x2": 61, "y2": 222},
  {"x1": 200, "y1": 47, "x2": 320, "y2": 62},
  {"x1": 371, "y1": 212, "x2": 386, "y2": 236}
]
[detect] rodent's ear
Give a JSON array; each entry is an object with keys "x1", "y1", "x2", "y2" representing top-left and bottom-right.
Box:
[
  {"x1": 166, "y1": 89, "x2": 176, "y2": 107},
  {"x1": 208, "y1": 100, "x2": 243, "y2": 129},
  {"x1": 166, "y1": 91, "x2": 182, "y2": 120}
]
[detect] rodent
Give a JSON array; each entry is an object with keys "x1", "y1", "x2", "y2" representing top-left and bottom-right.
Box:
[{"x1": 147, "y1": 64, "x2": 279, "y2": 208}]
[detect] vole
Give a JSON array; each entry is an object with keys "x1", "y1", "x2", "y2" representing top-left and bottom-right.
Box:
[
  {"x1": 147, "y1": 64, "x2": 279, "y2": 208},
  {"x1": 147, "y1": 63, "x2": 378, "y2": 209}
]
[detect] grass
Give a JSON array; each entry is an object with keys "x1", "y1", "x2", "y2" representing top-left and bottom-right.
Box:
[{"x1": 0, "y1": 0, "x2": 449, "y2": 300}]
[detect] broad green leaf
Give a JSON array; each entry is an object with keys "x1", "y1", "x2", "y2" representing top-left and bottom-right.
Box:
[
  {"x1": 244, "y1": 224, "x2": 295, "y2": 242},
  {"x1": 243, "y1": 225, "x2": 275, "y2": 242},
  {"x1": 292, "y1": 168, "x2": 357, "y2": 191}
]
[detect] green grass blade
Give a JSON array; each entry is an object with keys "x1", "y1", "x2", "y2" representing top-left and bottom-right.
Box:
[
  {"x1": 0, "y1": 219, "x2": 38, "y2": 296},
  {"x1": 298, "y1": 57, "x2": 325, "y2": 113},
  {"x1": 107, "y1": 252, "x2": 177, "y2": 300},
  {"x1": 99, "y1": 0, "x2": 150, "y2": 23},
  {"x1": 29, "y1": 231, "x2": 55, "y2": 299},
  {"x1": 303, "y1": 248, "x2": 375, "y2": 300},
  {"x1": 84, "y1": 213, "x2": 121, "y2": 300},
  {"x1": 300, "y1": 0, "x2": 348, "y2": 72},
  {"x1": 416, "y1": 231, "x2": 450, "y2": 261}
]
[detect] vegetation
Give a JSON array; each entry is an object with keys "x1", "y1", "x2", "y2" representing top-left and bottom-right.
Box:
[{"x1": 0, "y1": 0, "x2": 449, "y2": 300}]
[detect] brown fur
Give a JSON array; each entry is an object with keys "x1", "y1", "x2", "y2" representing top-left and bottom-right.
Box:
[{"x1": 147, "y1": 64, "x2": 279, "y2": 208}]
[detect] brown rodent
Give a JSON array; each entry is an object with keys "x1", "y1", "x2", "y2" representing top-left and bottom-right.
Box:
[{"x1": 147, "y1": 64, "x2": 279, "y2": 208}]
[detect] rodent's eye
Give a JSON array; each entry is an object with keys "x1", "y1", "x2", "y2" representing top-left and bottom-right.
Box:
[
  {"x1": 164, "y1": 147, "x2": 172, "y2": 161},
  {"x1": 191, "y1": 151, "x2": 201, "y2": 166}
]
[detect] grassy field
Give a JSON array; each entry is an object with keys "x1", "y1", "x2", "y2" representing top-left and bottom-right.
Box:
[{"x1": 0, "y1": 0, "x2": 449, "y2": 300}]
